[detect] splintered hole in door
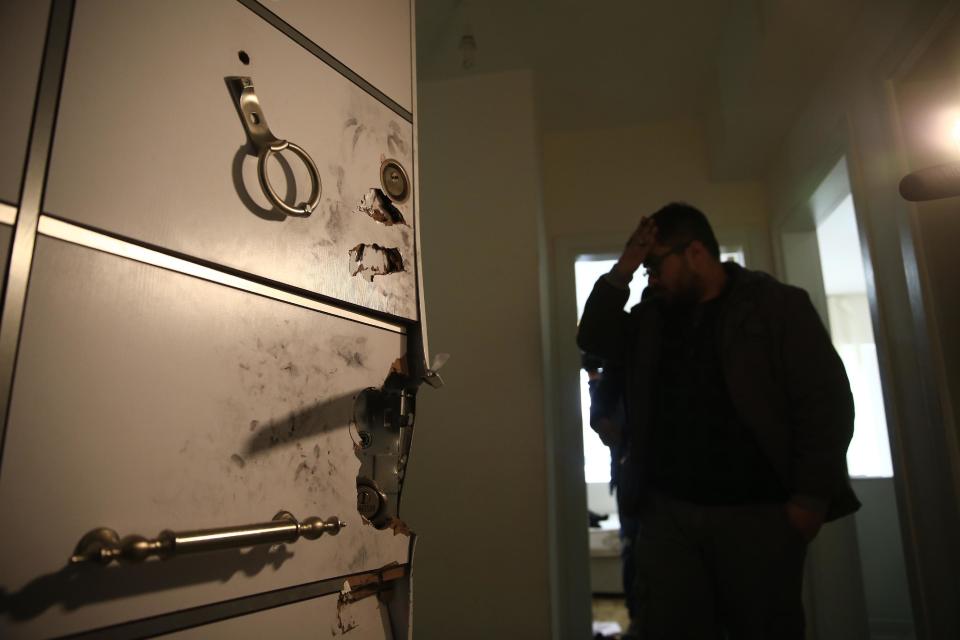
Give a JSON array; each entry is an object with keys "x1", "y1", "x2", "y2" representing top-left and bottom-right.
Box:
[
  {"x1": 238, "y1": 50, "x2": 250, "y2": 65},
  {"x1": 358, "y1": 188, "x2": 407, "y2": 226},
  {"x1": 348, "y1": 244, "x2": 405, "y2": 281}
]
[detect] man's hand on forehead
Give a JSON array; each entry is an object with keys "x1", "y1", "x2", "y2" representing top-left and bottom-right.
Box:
[
  {"x1": 615, "y1": 216, "x2": 659, "y2": 278},
  {"x1": 629, "y1": 216, "x2": 658, "y2": 249}
]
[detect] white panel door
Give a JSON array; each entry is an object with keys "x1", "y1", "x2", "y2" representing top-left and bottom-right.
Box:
[
  {"x1": 45, "y1": 0, "x2": 418, "y2": 319},
  {"x1": 0, "y1": 238, "x2": 411, "y2": 638},
  {"x1": 0, "y1": 0, "x2": 50, "y2": 204},
  {"x1": 0, "y1": 1, "x2": 422, "y2": 638},
  {"x1": 260, "y1": 0, "x2": 413, "y2": 112},
  {"x1": 159, "y1": 590, "x2": 394, "y2": 639},
  {"x1": 0, "y1": 225, "x2": 11, "y2": 295}
]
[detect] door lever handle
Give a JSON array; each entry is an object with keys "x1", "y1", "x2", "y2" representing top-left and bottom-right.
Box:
[{"x1": 69, "y1": 510, "x2": 345, "y2": 565}]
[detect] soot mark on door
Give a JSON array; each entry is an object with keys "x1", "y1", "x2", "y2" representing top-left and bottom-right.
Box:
[{"x1": 386, "y1": 121, "x2": 407, "y2": 156}]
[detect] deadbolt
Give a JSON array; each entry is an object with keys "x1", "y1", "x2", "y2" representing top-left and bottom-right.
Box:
[
  {"x1": 357, "y1": 479, "x2": 389, "y2": 527},
  {"x1": 380, "y1": 159, "x2": 410, "y2": 202}
]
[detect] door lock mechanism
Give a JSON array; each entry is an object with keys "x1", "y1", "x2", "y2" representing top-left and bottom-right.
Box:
[
  {"x1": 380, "y1": 159, "x2": 409, "y2": 203},
  {"x1": 352, "y1": 386, "x2": 414, "y2": 528}
]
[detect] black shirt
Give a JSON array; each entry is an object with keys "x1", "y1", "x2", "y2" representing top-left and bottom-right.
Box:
[{"x1": 645, "y1": 274, "x2": 787, "y2": 505}]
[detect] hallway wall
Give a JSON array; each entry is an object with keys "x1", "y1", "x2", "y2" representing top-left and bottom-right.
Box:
[
  {"x1": 542, "y1": 119, "x2": 771, "y2": 270},
  {"x1": 403, "y1": 69, "x2": 555, "y2": 639}
]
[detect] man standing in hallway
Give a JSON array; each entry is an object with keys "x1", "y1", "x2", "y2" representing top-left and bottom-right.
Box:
[{"x1": 576, "y1": 203, "x2": 860, "y2": 639}]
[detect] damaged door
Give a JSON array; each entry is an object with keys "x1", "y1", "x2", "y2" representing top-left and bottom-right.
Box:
[{"x1": 0, "y1": 1, "x2": 427, "y2": 638}]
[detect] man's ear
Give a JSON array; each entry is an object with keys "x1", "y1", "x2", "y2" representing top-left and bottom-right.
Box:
[
  {"x1": 687, "y1": 240, "x2": 706, "y2": 261},
  {"x1": 688, "y1": 241, "x2": 717, "y2": 270}
]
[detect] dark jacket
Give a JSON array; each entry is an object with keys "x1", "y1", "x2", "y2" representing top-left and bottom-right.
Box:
[
  {"x1": 586, "y1": 366, "x2": 622, "y2": 489},
  {"x1": 576, "y1": 263, "x2": 860, "y2": 521},
  {"x1": 588, "y1": 363, "x2": 645, "y2": 516}
]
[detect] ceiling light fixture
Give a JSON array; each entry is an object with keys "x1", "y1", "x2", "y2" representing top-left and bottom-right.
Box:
[{"x1": 900, "y1": 112, "x2": 960, "y2": 201}]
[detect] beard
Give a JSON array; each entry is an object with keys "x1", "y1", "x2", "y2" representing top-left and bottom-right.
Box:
[{"x1": 659, "y1": 271, "x2": 704, "y2": 307}]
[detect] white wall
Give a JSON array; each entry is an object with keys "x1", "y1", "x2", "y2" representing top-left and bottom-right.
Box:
[
  {"x1": 402, "y1": 70, "x2": 553, "y2": 639},
  {"x1": 851, "y1": 478, "x2": 915, "y2": 638},
  {"x1": 585, "y1": 482, "x2": 617, "y2": 517},
  {"x1": 542, "y1": 119, "x2": 772, "y2": 271}
]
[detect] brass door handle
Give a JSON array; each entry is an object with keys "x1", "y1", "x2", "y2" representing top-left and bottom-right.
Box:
[{"x1": 70, "y1": 511, "x2": 345, "y2": 565}]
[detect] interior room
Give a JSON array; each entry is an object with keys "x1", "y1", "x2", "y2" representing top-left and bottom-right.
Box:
[
  {"x1": 0, "y1": 1, "x2": 958, "y2": 639},
  {"x1": 405, "y1": 1, "x2": 959, "y2": 638}
]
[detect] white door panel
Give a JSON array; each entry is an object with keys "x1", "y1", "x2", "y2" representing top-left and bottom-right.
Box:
[
  {"x1": 0, "y1": 237, "x2": 410, "y2": 638},
  {"x1": 258, "y1": 0, "x2": 413, "y2": 112},
  {"x1": 0, "y1": 224, "x2": 11, "y2": 276},
  {"x1": 0, "y1": 0, "x2": 49, "y2": 204},
  {"x1": 45, "y1": 0, "x2": 418, "y2": 319},
  {"x1": 160, "y1": 590, "x2": 392, "y2": 639}
]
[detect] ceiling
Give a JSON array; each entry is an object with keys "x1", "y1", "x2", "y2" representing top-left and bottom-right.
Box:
[{"x1": 415, "y1": 0, "x2": 868, "y2": 179}]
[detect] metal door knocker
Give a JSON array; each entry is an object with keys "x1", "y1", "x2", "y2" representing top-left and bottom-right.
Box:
[{"x1": 228, "y1": 76, "x2": 322, "y2": 217}]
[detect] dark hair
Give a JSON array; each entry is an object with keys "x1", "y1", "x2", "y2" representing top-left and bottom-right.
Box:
[{"x1": 650, "y1": 202, "x2": 720, "y2": 260}]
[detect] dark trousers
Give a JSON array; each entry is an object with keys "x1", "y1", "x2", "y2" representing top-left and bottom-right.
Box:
[
  {"x1": 635, "y1": 493, "x2": 807, "y2": 640},
  {"x1": 620, "y1": 512, "x2": 641, "y2": 621}
]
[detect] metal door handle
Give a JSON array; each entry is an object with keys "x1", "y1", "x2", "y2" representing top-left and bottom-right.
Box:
[
  {"x1": 228, "y1": 76, "x2": 322, "y2": 217},
  {"x1": 70, "y1": 511, "x2": 345, "y2": 565}
]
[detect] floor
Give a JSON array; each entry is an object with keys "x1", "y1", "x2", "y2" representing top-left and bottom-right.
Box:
[{"x1": 591, "y1": 595, "x2": 630, "y2": 638}]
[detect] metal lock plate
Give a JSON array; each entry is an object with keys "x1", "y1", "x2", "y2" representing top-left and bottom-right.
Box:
[
  {"x1": 380, "y1": 159, "x2": 409, "y2": 203},
  {"x1": 352, "y1": 386, "x2": 414, "y2": 529}
]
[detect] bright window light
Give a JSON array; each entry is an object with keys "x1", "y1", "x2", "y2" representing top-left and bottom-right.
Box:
[
  {"x1": 574, "y1": 257, "x2": 645, "y2": 321},
  {"x1": 574, "y1": 257, "x2": 644, "y2": 484},
  {"x1": 816, "y1": 194, "x2": 893, "y2": 478}
]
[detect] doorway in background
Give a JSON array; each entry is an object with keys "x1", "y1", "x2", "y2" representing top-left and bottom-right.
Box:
[{"x1": 779, "y1": 157, "x2": 914, "y2": 640}]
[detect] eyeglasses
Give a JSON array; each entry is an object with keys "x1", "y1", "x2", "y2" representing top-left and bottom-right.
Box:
[{"x1": 643, "y1": 241, "x2": 692, "y2": 278}]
